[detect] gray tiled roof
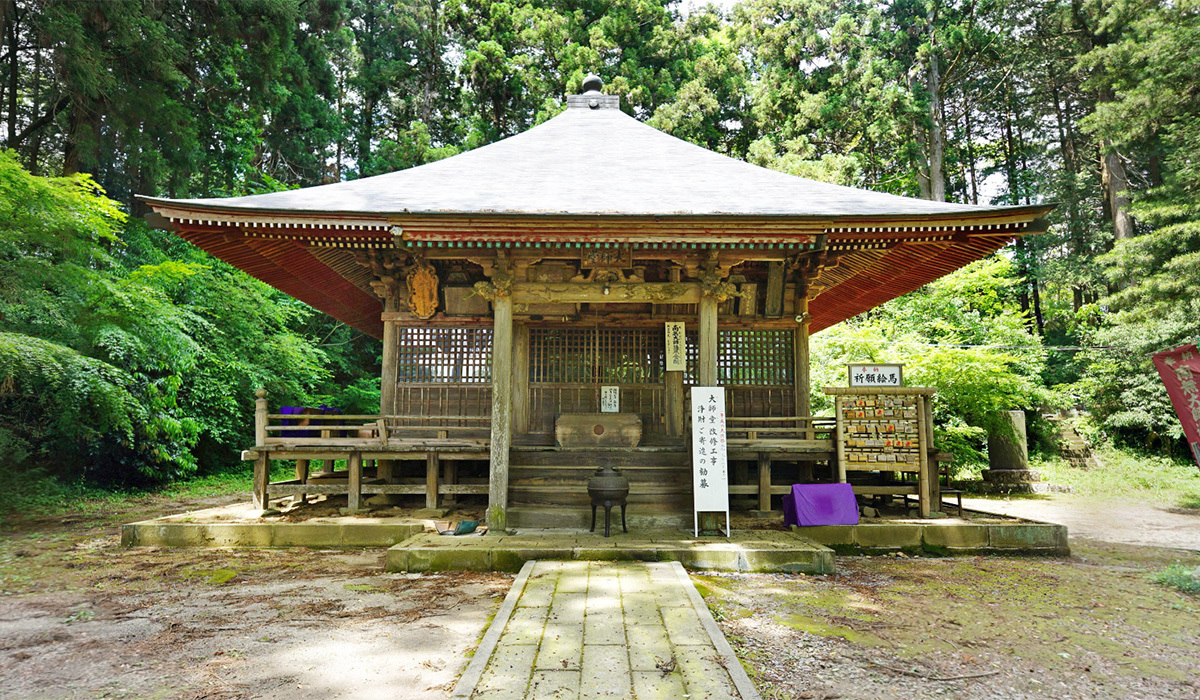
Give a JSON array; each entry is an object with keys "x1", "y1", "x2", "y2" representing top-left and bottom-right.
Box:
[{"x1": 144, "y1": 99, "x2": 1023, "y2": 218}]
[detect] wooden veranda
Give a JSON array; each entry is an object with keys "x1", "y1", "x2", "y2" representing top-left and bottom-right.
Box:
[{"x1": 145, "y1": 76, "x2": 1050, "y2": 530}]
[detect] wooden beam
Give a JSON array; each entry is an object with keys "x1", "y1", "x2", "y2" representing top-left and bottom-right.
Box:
[
  {"x1": 698, "y1": 294, "x2": 718, "y2": 386},
  {"x1": 512, "y1": 281, "x2": 701, "y2": 305},
  {"x1": 488, "y1": 294, "x2": 514, "y2": 531}
]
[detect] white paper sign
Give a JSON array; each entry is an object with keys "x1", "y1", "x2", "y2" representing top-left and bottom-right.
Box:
[
  {"x1": 600, "y1": 385, "x2": 620, "y2": 413},
  {"x1": 848, "y1": 363, "x2": 903, "y2": 387},
  {"x1": 665, "y1": 321, "x2": 686, "y2": 371},
  {"x1": 691, "y1": 386, "x2": 729, "y2": 535}
]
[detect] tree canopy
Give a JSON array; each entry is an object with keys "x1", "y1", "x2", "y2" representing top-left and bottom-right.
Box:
[{"x1": 1, "y1": 0, "x2": 1198, "y2": 482}]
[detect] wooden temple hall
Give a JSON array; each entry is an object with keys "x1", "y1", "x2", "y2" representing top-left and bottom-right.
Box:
[{"x1": 142, "y1": 77, "x2": 1052, "y2": 530}]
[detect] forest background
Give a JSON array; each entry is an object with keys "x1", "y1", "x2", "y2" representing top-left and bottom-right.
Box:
[{"x1": 0, "y1": 0, "x2": 1197, "y2": 508}]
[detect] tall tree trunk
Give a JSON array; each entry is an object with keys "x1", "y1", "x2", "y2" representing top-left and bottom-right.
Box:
[
  {"x1": 965, "y1": 101, "x2": 978, "y2": 204},
  {"x1": 1101, "y1": 141, "x2": 1135, "y2": 240},
  {"x1": 4, "y1": 0, "x2": 18, "y2": 146},
  {"x1": 927, "y1": 50, "x2": 945, "y2": 202}
]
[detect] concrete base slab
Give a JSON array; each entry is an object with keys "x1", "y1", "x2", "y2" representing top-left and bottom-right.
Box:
[
  {"x1": 795, "y1": 516, "x2": 1068, "y2": 555},
  {"x1": 387, "y1": 529, "x2": 835, "y2": 573},
  {"x1": 122, "y1": 503, "x2": 425, "y2": 548}
]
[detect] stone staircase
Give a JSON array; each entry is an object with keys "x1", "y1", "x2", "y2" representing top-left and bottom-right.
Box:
[
  {"x1": 1046, "y1": 413, "x2": 1101, "y2": 469},
  {"x1": 507, "y1": 448, "x2": 693, "y2": 529}
]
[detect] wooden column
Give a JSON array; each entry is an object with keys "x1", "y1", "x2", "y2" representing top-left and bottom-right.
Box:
[
  {"x1": 834, "y1": 396, "x2": 847, "y2": 483},
  {"x1": 794, "y1": 288, "x2": 812, "y2": 435},
  {"x1": 488, "y1": 294, "x2": 514, "y2": 532},
  {"x1": 293, "y1": 459, "x2": 309, "y2": 506},
  {"x1": 252, "y1": 388, "x2": 269, "y2": 511},
  {"x1": 253, "y1": 453, "x2": 269, "y2": 511},
  {"x1": 698, "y1": 294, "x2": 719, "y2": 386},
  {"x1": 665, "y1": 371, "x2": 684, "y2": 438},
  {"x1": 512, "y1": 324, "x2": 530, "y2": 436},
  {"x1": 917, "y1": 396, "x2": 931, "y2": 518},
  {"x1": 757, "y1": 453, "x2": 772, "y2": 512},
  {"x1": 347, "y1": 451, "x2": 363, "y2": 513},
  {"x1": 426, "y1": 452, "x2": 440, "y2": 510},
  {"x1": 377, "y1": 299, "x2": 400, "y2": 489}
]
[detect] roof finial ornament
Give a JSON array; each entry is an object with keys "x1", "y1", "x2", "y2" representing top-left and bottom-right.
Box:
[{"x1": 582, "y1": 74, "x2": 604, "y2": 94}]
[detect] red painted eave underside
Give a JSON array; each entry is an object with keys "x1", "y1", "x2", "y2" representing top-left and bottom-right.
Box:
[
  {"x1": 809, "y1": 234, "x2": 1014, "y2": 333},
  {"x1": 177, "y1": 230, "x2": 385, "y2": 339},
  {"x1": 170, "y1": 226, "x2": 1022, "y2": 339}
]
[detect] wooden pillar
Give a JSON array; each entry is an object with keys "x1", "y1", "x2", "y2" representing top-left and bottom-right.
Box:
[
  {"x1": 488, "y1": 294, "x2": 514, "y2": 532},
  {"x1": 254, "y1": 388, "x2": 268, "y2": 447},
  {"x1": 253, "y1": 453, "x2": 269, "y2": 511},
  {"x1": 512, "y1": 324, "x2": 530, "y2": 436},
  {"x1": 794, "y1": 288, "x2": 811, "y2": 435},
  {"x1": 698, "y1": 295, "x2": 719, "y2": 386},
  {"x1": 834, "y1": 396, "x2": 847, "y2": 483},
  {"x1": 917, "y1": 396, "x2": 931, "y2": 518},
  {"x1": 426, "y1": 452, "x2": 440, "y2": 510},
  {"x1": 757, "y1": 453, "x2": 772, "y2": 512},
  {"x1": 377, "y1": 300, "x2": 400, "y2": 498},
  {"x1": 293, "y1": 459, "x2": 309, "y2": 506},
  {"x1": 442, "y1": 460, "x2": 458, "y2": 507},
  {"x1": 347, "y1": 452, "x2": 363, "y2": 513},
  {"x1": 252, "y1": 388, "x2": 269, "y2": 511},
  {"x1": 665, "y1": 371, "x2": 684, "y2": 438}
]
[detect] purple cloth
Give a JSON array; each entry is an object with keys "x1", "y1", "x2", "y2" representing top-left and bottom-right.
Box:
[{"x1": 783, "y1": 483, "x2": 859, "y2": 527}]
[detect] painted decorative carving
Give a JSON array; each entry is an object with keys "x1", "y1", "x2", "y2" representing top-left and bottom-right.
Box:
[{"x1": 406, "y1": 262, "x2": 440, "y2": 318}]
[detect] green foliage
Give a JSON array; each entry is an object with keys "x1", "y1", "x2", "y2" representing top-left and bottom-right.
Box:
[
  {"x1": 0, "y1": 153, "x2": 353, "y2": 486},
  {"x1": 811, "y1": 258, "x2": 1051, "y2": 467},
  {"x1": 1151, "y1": 565, "x2": 1200, "y2": 596}
]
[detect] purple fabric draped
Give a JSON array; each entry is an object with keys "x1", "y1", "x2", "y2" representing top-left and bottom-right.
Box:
[{"x1": 783, "y1": 483, "x2": 859, "y2": 527}]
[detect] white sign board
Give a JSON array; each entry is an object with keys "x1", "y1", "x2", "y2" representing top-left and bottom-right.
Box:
[
  {"x1": 600, "y1": 385, "x2": 620, "y2": 413},
  {"x1": 665, "y1": 322, "x2": 686, "y2": 371},
  {"x1": 690, "y1": 386, "x2": 730, "y2": 536},
  {"x1": 848, "y1": 363, "x2": 903, "y2": 388}
]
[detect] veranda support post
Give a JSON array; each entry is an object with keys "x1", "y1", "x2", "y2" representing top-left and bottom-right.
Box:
[
  {"x1": 488, "y1": 294, "x2": 514, "y2": 532},
  {"x1": 253, "y1": 388, "x2": 269, "y2": 510}
]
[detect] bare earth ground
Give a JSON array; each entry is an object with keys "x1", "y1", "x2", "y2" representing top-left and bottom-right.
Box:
[
  {"x1": 0, "y1": 494, "x2": 511, "y2": 700},
  {"x1": 1, "y1": 491, "x2": 1198, "y2": 700}
]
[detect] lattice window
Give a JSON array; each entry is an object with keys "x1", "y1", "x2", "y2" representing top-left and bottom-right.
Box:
[
  {"x1": 530, "y1": 328, "x2": 663, "y2": 384},
  {"x1": 684, "y1": 330, "x2": 793, "y2": 386},
  {"x1": 395, "y1": 327, "x2": 492, "y2": 383}
]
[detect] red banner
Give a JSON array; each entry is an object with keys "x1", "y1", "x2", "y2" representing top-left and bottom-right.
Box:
[{"x1": 1152, "y1": 343, "x2": 1200, "y2": 469}]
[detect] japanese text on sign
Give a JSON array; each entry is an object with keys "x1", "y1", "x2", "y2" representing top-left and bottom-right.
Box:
[
  {"x1": 665, "y1": 322, "x2": 686, "y2": 372},
  {"x1": 600, "y1": 385, "x2": 620, "y2": 413},
  {"x1": 848, "y1": 363, "x2": 903, "y2": 388},
  {"x1": 691, "y1": 387, "x2": 729, "y2": 515}
]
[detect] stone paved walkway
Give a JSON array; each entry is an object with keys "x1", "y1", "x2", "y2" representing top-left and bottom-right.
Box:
[{"x1": 451, "y1": 560, "x2": 760, "y2": 700}]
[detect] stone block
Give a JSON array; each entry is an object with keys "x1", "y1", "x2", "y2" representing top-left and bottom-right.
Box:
[
  {"x1": 792, "y1": 524, "x2": 855, "y2": 546},
  {"x1": 989, "y1": 524, "x2": 1069, "y2": 553},
  {"x1": 535, "y1": 623, "x2": 583, "y2": 670},
  {"x1": 529, "y1": 670, "x2": 581, "y2": 700},
  {"x1": 405, "y1": 546, "x2": 492, "y2": 572},
  {"x1": 626, "y1": 622, "x2": 673, "y2": 672},
  {"x1": 661, "y1": 607, "x2": 709, "y2": 647},
  {"x1": 632, "y1": 670, "x2": 686, "y2": 700},
  {"x1": 580, "y1": 645, "x2": 632, "y2": 698},
  {"x1": 740, "y1": 547, "x2": 835, "y2": 574},
  {"x1": 922, "y1": 523, "x2": 989, "y2": 550},
  {"x1": 670, "y1": 548, "x2": 741, "y2": 571},
  {"x1": 674, "y1": 645, "x2": 737, "y2": 698},
  {"x1": 853, "y1": 524, "x2": 922, "y2": 549},
  {"x1": 383, "y1": 547, "x2": 407, "y2": 572}
]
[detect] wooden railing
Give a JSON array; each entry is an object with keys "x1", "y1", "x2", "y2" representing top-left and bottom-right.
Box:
[{"x1": 724, "y1": 415, "x2": 835, "y2": 442}]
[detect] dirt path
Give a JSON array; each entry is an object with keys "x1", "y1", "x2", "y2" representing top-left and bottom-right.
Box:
[
  {"x1": 0, "y1": 495, "x2": 511, "y2": 700},
  {"x1": 962, "y1": 494, "x2": 1200, "y2": 551}
]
